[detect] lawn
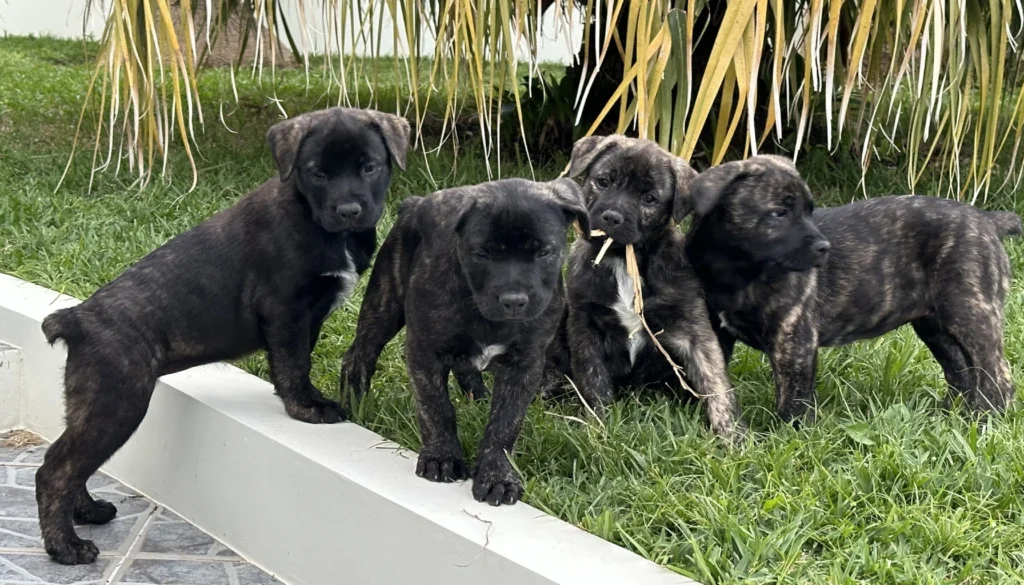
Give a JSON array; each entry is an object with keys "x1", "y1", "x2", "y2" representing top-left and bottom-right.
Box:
[{"x1": 3, "y1": 35, "x2": 1024, "y2": 585}]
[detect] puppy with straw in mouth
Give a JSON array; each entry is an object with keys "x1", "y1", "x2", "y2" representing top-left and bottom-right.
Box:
[{"x1": 560, "y1": 135, "x2": 745, "y2": 441}]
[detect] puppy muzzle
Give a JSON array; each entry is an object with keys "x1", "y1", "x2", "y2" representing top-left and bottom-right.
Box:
[
  {"x1": 477, "y1": 288, "x2": 549, "y2": 322},
  {"x1": 319, "y1": 201, "x2": 378, "y2": 232},
  {"x1": 810, "y1": 238, "x2": 831, "y2": 267},
  {"x1": 591, "y1": 208, "x2": 641, "y2": 245}
]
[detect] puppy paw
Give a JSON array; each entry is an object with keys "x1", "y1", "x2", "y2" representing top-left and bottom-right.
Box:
[
  {"x1": 284, "y1": 399, "x2": 348, "y2": 424},
  {"x1": 340, "y1": 352, "x2": 374, "y2": 399},
  {"x1": 46, "y1": 537, "x2": 100, "y2": 565},
  {"x1": 778, "y1": 400, "x2": 816, "y2": 429},
  {"x1": 471, "y1": 458, "x2": 524, "y2": 506},
  {"x1": 415, "y1": 452, "x2": 470, "y2": 483},
  {"x1": 456, "y1": 379, "x2": 489, "y2": 402},
  {"x1": 538, "y1": 374, "x2": 571, "y2": 401},
  {"x1": 73, "y1": 498, "x2": 117, "y2": 525},
  {"x1": 713, "y1": 419, "x2": 749, "y2": 446}
]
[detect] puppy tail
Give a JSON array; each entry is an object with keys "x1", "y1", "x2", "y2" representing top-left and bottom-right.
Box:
[
  {"x1": 985, "y1": 211, "x2": 1023, "y2": 239},
  {"x1": 41, "y1": 308, "x2": 82, "y2": 347}
]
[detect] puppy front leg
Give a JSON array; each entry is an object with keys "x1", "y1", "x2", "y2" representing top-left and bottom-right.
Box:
[
  {"x1": 264, "y1": 316, "x2": 346, "y2": 424},
  {"x1": 471, "y1": 357, "x2": 542, "y2": 506},
  {"x1": 769, "y1": 338, "x2": 819, "y2": 426},
  {"x1": 407, "y1": 345, "x2": 469, "y2": 483},
  {"x1": 661, "y1": 324, "x2": 744, "y2": 441},
  {"x1": 567, "y1": 307, "x2": 614, "y2": 411}
]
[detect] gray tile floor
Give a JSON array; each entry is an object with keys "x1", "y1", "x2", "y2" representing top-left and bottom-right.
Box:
[{"x1": 0, "y1": 431, "x2": 281, "y2": 585}]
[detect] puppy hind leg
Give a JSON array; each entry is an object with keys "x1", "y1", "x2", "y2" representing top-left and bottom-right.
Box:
[
  {"x1": 38, "y1": 359, "x2": 153, "y2": 564},
  {"x1": 452, "y1": 366, "x2": 488, "y2": 401},
  {"x1": 911, "y1": 317, "x2": 973, "y2": 409},
  {"x1": 943, "y1": 311, "x2": 1014, "y2": 413},
  {"x1": 37, "y1": 433, "x2": 99, "y2": 565},
  {"x1": 710, "y1": 317, "x2": 737, "y2": 366},
  {"x1": 340, "y1": 251, "x2": 407, "y2": 400},
  {"x1": 72, "y1": 486, "x2": 117, "y2": 525},
  {"x1": 307, "y1": 294, "x2": 336, "y2": 352},
  {"x1": 340, "y1": 306, "x2": 405, "y2": 402},
  {"x1": 539, "y1": 316, "x2": 573, "y2": 400}
]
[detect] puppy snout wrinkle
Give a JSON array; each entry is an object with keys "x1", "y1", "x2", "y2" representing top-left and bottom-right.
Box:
[
  {"x1": 600, "y1": 210, "x2": 624, "y2": 228},
  {"x1": 336, "y1": 203, "x2": 362, "y2": 221}
]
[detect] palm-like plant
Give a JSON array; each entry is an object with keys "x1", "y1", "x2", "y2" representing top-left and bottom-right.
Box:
[{"x1": 71, "y1": 0, "x2": 1024, "y2": 200}]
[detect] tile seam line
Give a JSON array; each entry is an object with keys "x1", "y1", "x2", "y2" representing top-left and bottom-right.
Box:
[
  {"x1": 109, "y1": 553, "x2": 245, "y2": 562},
  {"x1": 105, "y1": 506, "x2": 159, "y2": 585}
]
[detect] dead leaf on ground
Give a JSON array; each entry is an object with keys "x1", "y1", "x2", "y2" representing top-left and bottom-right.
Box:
[{"x1": 1, "y1": 429, "x2": 45, "y2": 448}]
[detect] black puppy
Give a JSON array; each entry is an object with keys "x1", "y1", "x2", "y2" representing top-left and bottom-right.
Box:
[
  {"x1": 36, "y1": 107, "x2": 410, "y2": 565},
  {"x1": 563, "y1": 135, "x2": 743, "y2": 440},
  {"x1": 685, "y1": 155, "x2": 1019, "y2": 423},
  {"x1": 341, "y1": 178, "x2": 589, "y2": 505}
]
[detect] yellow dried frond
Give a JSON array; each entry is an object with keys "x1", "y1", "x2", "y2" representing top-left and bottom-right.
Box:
[{"x1": 73, "y1": 0, "x2": 1024, "y2": 198}]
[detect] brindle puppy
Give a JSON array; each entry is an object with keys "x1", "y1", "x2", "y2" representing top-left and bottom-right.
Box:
[
  {"x1": 36, "y1": 107, "x2": 409, "y2": 565},
  {"x1": 563, "y1": 135, "x2": 744, "y2": 440},
  {"x1": 340, "y1": 178, "x2": 589, "y2": 505},
  {"x1": 685, "y1": 155, "x2": 1020, "y2": 423}
]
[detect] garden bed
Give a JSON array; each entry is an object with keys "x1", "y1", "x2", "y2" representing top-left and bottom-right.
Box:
[{"x1": 3, "y1": 36, "x2": 1024, "y2": 584}]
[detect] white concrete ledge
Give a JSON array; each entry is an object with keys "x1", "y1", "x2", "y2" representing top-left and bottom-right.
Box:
[{"x1": 0, "y1": 273, "x2": 696, "y2": 585}]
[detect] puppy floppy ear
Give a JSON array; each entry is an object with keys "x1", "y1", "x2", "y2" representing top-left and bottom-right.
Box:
[
  {"x1": 547, "y1": 178, "x2": 591, "y2": 240},
  {"x1": 670, "y1": 157, "x2": 699, "y2": 223},
  {"x1": 365, "y1": 110, "x2": 412, "y2": 171},
  {"x1": 690, "y1": 161, "x2": 750, "y2": 217},
  {"x1": 267, "y1": 111, "x2": 320, "y2": 181},
  {"x1": 454, "y1": 199, "x2": 478, "y2": 235},
  {"x1": 568, "y1": 135, "x2": 620, "y2": 178}
]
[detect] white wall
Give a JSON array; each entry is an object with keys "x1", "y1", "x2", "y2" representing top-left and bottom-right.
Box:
[
  {"x1": 276, "y1": 2, "x2": 584, "y2": 64},
  {"x1": 0, "y1": 343, "x2": 22, "y2": 431},
  {"x1": 0, "y1": 0, "x2": 584, "y2": 64},
  {"x1": 0, "y1": 0, "x2": 108, "y2": 39}
]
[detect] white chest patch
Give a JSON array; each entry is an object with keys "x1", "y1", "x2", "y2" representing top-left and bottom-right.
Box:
[
  {"x1": 607, "y1": 258, "x2": 646, "y2": 365},
  {"x1": 718, "y1": 312, "x2": 740, "y2": 336},
  {"x1": 322, "y1": 251, "x2": 358, "y2": 311},
  {"x1": 472, "y1": 344, "x2": 506, "y2": 372}
]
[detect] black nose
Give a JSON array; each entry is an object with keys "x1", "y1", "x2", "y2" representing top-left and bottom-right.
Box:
[
  {"x1": 600, "y1": 210, "x2": 624, "y2": 227},
  {"x1": 498, "y1": 292, "x2": 529, "y2": 316},
  {"x1": 336, "y1": 203, "x2": 362, "y2": 221},
  {"x1": 812, "y1": 240, "x2": 831, "y2": 255}
]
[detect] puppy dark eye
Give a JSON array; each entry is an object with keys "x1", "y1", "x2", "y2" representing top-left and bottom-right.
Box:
[
  {"x1": 474, "y1": 250, "x2": 489, "y2": 259},
  {"x1": 310, "y1": 170, "x2": 327, "y2": 182},
  {"x1": 362, "y1": 163, "x2": 379, "y2": 175},
  {"x1": 595, "y1": 177, "x2": 610, "y2": 189},
  {"x1": 536, "y1": 248, "x2": 552, "y2": 259},
  {"x1": 770, "y1": 209, "x2": 789, "y2": 218},
  {"x1": 643, "y1": 193, "x2": 658, "y2": 205}
]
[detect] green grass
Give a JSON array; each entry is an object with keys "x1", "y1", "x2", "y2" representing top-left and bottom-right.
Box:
[{"x1": 4, "y1": 35, "x2": 1024, "y2": 584}]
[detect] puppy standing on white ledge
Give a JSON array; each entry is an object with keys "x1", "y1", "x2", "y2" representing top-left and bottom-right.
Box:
[
  {"x1": 36, "y1": 107, "x2": 409, "y2": 565},
  {"x1": 341, "y1": 178, "x2": 590, "y2": 505}
]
